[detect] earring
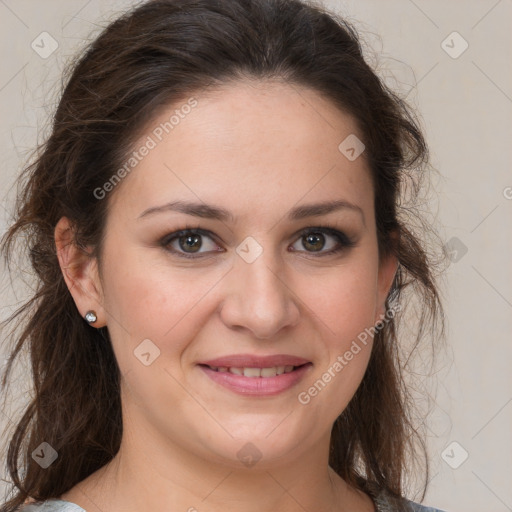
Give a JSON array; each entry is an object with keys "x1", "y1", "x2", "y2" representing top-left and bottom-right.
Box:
[{"x1": 84, "y1": 310, "x2": 98, "y2": 324}]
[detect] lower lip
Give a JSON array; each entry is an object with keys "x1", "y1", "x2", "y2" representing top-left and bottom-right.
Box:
[{"x1": 198, "y1": 364, "x2": 313, "y2": 396}]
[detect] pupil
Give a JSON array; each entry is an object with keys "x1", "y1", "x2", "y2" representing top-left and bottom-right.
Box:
[
  {"x1": 304, "y1": 233, "x2": 324, "y2": 251},
  {"x1": 180, "y1": 234, "x2": 202, "y2": 252}
]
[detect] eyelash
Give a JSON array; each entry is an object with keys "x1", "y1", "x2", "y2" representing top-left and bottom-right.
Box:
[{"x1": 159, "y1": 224, "x2": 356, "y2": 260}]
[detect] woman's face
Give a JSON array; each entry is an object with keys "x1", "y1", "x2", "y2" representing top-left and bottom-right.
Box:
[{"x1": 71, "y1": 80, "x2": 397, "y2": 469}]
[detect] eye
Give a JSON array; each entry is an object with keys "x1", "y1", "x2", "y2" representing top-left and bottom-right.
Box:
[
  {"x1": 161, "y1": 228, "x2": 222, "y2": 259},
  {"x1": 160, "y1": 225, "x2": 355, "y2": 260},
  {"x1": 290, "y1": 227, "x2": 355, "y2": 256}
]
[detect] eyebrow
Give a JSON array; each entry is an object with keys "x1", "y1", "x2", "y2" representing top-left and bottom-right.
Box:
[{"x1": 137, "y1": 199, "x2": 365, "y2": 224}]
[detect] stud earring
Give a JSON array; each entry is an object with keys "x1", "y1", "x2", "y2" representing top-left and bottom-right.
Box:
[{"x1": 84, "y1": 310, "x2": 98, "y2": 324}]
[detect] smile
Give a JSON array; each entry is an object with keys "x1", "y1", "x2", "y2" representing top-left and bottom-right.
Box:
[
  {"x1": 206, "y1": 365, "x2": 298, "y2": 377},
  {"x1": 198, "y1": 363, "x2": 313, "y2": 396}
]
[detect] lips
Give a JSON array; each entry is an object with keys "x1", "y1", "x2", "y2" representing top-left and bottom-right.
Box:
[
  {"x1": 197, "y1": 354, "x2": 313, "y2": 396},
  {"x1": 205, "y1": 365, "x2": 298, "y2": 377},
  {"x1": 199, "y1": 354, "x2": 311, "y2": 368}
]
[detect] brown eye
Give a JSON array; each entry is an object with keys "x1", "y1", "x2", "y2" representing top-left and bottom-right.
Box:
[
  {"x1": 179, "y1": 234, "x2": 202, "y2": 253},
  {"x1": 162, "y1": 229, "x2": 222, "y2": 259},
  {"x1": 290, "y1": 227, "x2": 356, "y2": 256},
  {"x1": 302, "y1": 232, "x2": 325, "y2": 252}
]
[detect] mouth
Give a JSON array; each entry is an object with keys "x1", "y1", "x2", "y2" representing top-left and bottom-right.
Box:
[
  {"x1": 197, "y1": 359, "x2": 313, "y2": 396},
  {"x1": 199, "y1": 363, "x2": 309, "y2": 377}
]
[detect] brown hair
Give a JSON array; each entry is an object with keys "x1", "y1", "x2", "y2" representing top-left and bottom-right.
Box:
[{"x1": 1, "y1": 0, "x2": 445, "y2": 509}]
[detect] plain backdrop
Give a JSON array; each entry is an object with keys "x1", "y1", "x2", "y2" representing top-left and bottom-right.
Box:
[{"x1": 1, "y1": 1, "x2": 511, "y2": 511}]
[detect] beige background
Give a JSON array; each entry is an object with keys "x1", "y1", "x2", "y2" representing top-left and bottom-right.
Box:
[{"x1": 1, "y1": 1, "x2": 511, "y2": 511}]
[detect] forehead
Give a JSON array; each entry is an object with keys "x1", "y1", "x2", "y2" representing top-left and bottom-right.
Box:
[{"x1": 108, "y1": 79, "x2": 374, "y2": 224}]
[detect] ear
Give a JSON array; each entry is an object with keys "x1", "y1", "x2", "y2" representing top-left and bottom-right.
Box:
[
  {"x1": 375, "y1": 242, "x2": 399, "y2": 325},
  {"x1": 55, "y1": 216, "x2": 106, "y2": 327}
]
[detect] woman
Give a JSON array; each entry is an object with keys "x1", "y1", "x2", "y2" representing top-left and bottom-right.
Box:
[{"x1": 1, "y1": 0, "x2": 447, "y2": 511}]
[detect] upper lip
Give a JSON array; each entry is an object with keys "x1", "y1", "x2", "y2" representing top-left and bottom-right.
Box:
[{"x1": 199, "y1": 354, "x2": 311, "y2": 368}]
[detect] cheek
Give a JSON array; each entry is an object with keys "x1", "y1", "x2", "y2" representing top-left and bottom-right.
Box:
[
  {"x1": 295, "y1": 258, "x2": 379, "y2": 343},
  {"x1": 294, "y1": 265, "x2": 378, "y2": 421},
  {"x1": 291, "y1": 252, "x2": 379, "y2": 413},
  {"x1": 100, "y1": 244, "x2": 226, "y2": 367}
]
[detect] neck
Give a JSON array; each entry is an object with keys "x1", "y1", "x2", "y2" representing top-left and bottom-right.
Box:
[{"x1": 61, "y1": 408, "x2": 375, "y2": 512}]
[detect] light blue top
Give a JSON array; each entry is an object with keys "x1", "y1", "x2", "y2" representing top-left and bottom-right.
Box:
[
  {"x1": 19, "y1": 494, "x2": 447, "y2": 512},
  {"x1": 19, "y1": 502, "x2": 84, "y2": 512}
]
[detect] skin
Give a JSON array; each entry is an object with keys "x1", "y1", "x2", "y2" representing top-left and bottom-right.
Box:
[{"x1": 55, "y1": 79, "x2": 397, "y2": 512}]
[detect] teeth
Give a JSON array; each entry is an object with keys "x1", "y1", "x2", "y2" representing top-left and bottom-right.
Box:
[
  {"x1": 243, "y1": 367, "x2": 261, "y2": 378},
  {"x1": 208, "y1": 365, "x2": 298, "y2": 376},
  {"x1": 260, "y1": 367, "x2": 277, "y2": 377}
]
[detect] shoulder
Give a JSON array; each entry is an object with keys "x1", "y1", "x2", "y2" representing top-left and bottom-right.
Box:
[
  {"x1": 405, "y1": 500, "x2": 447, "y2": 512},
  {"x1": 17, "y1": 499, "x2": 86, "y2": 512},
  {"x1": 367, "y1": 483, "x2": 448, "y2": 512}
]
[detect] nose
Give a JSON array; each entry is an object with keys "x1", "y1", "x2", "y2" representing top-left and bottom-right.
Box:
[{"x1": 219, "y1": 248, "x2": 301, "y2": 339}]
